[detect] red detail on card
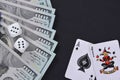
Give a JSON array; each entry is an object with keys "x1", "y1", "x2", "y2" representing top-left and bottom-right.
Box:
[{"x1": 96, "y1": 55, "x2": 99, "y2": 58}]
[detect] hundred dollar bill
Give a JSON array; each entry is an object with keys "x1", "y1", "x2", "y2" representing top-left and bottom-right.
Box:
[
  {"x1": 29, "y1": 0, "x2": 52, "y2": 7},
  {"x1": 0, "y1": 10, "x2": 56, "y2": 39},
  {"x1": 1, "y1": 15, "x2": 58, "y2": 51},
  {"x1": 0, "y1": 22, "x2": 56, "y2": 78},
  {"x1": 0, "y1": 40, "x2": 41, "y2": 80},
  {"x1": 0, "y1": 0, "x2": 55, "y2": 28},
  {"x1": 4, "y1": 0, "x2": 55, "y2": 14}
]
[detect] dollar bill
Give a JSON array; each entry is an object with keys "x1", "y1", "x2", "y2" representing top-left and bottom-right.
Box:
[
  {"x1": 4, "y1": 0, "x2": 55, "y2": 14},
  {"x1": 0, "y1": 22, "x2": 56, "y2": 78},
  {"x1": 0, "y1": 0, "x2": 55, "y2": 28},
  {"x1": 1, "y1": 15, "x2": 58, "y2": 51},
  {"x1": 0, "y1": 10, "x2": 56, "y2": 39},
  {"x1": 0, "y1": 40, "x2": 41, "y2": 80},
  {"x1": 29, "y1": 0, "x2": 52, "y2": 7},
  {"x1": 23, "y1": 36, "x2": 56, "y2": 79}
]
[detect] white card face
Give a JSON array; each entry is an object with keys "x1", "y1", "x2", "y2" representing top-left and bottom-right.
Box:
[
  {"x1": 65, "y1": 39, "x2": 96, "y2": 80},
  {"x1": 91, "y1": 40, "x2": 120, "y2": 80}
]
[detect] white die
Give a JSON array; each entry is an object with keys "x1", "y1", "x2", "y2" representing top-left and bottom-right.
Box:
[
  {"x1": 8, "y1": 23, "x2": 22, "y2": 37},
  {"x1": 14, "y1": 38, "x2": 29, "y2": 53}
]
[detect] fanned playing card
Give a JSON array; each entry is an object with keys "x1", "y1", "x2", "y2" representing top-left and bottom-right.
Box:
[
  {"x1": 91, "y1": 40, "x2": 120, "y2": 80},
  {"x1": 65, "y1": 39, "x2": 96, "y2": 80}
]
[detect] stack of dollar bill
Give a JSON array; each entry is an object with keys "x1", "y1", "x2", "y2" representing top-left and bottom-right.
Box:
[{"x1": 0, "y1": 0, "x2": 57, "y2": 80}]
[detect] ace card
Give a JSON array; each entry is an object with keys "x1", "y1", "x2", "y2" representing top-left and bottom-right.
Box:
[
  {"x1": 65, "y1": 39, "x2": 96, "y2": 80},
  {"x1": 91, "y1": 40, "x2": 120, "y2": 80}
]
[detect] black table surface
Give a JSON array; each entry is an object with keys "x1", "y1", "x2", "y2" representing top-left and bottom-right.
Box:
[{"x1": 42, "y1": 0, "x2": 120, "y2": 80}]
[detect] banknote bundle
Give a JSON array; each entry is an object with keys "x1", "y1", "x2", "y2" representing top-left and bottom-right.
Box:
[{"x1": 0, "y1": 0, "x2": 57, "y2": 80}]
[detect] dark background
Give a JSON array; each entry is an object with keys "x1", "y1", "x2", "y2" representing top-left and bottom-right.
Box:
[{"x1": 42, "y1": 0, "x2": 120, "y2": 80}]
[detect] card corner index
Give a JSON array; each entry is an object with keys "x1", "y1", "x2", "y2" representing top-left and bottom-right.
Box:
[
  {"x1": 76, "y1": 39, "x2": 80, "y2": 43},
  {"x1": 114, "y1": 39, "x2": 119, "y2": 44}
]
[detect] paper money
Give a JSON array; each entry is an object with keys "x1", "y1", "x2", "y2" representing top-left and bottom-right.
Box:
[
  {"x1": 23, "y1": 36, "x2": 56, "y2": 78},
  {"x1": 0, "y1": 10, "x2": 56, "y2": 39},
  {"x1": 0, "y1": 0, "x2": 57, "y2": 78},
  {"x1": 29, "y1": 0, "x2": 52, "y2": 7},
  {"x1": 4, "y1": 0, "x2": 55, "y2": 14},
  {"x1": 0, "y1": 40, "x2": 41, "y2": 80},
  {"x1": 0, "y1": 0, "x2": 55, "y2": 28},
  {"x1": 1, "y1": 15, "x2": 58, "y2": 51},
  {"x1": 0, "y1": 22, "x2": 56, "y2": 78}
]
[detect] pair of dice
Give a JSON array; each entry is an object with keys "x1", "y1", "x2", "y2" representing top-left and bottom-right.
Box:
[{"x1": 8, "y1": 23, "x2": 29, "y2": 53}]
